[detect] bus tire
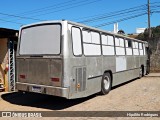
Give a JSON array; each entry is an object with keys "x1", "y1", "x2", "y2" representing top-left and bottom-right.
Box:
[{"x1": 100, "y1": 72, "x2": 112, "y2": 95}]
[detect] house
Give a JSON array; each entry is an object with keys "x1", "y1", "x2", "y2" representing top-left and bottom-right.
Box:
[{"x1": 0, "y1": 28, "x2": 18, "y2": 92}]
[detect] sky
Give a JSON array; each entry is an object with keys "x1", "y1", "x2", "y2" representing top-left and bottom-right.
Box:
[{"x1": 0, "y1": 0, "x2": 159, "y2": 33}]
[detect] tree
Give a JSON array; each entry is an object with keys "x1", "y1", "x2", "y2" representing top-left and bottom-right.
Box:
[
  {"x1": 136, "y1": 26, "x2": 160, "y2": 41},
  {"x1": 136, "y1": 25, "x2": 160, "y2": 72},
  {"x1": 152, "y1": 26, "x2": 160, "y2": 38},
  {"x1": 118, "y1": 30, "x2": 125, "y2": 35}
]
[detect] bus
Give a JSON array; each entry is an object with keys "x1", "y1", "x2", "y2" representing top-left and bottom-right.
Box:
[{"x1": 16, "y1": 20, "x2": 149, "y2": 99}]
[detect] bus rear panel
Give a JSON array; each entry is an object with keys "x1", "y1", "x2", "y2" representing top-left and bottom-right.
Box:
[{"x1": 16, "y1": 22, "x2": 69, "y2": 98}]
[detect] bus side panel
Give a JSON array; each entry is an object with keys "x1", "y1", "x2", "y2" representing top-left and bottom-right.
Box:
[
  {"x1": 67, "y1": 24, "x2": 103, "y2": 98},
  {"x1": 69, "y1": 58, "x2": 86, "y2": 97},
  {"x1": 102, "y1": 56, "x2": 116, "y2": 74},
  {"x1": 139, "y1": 56, "x2": 147, "y2": 74},
  {"x1": 69, "y1": 57, "x2": 103, "y2": 99},
  {"x1": 64, "y1": 25, "x2": 88, "y2": 99},
  {"x1": 85, "y1": 57, "x2": 102, "y2": 95},
  {"x1": 112, "y1": 55, "x2": 139, "y2": 86}
]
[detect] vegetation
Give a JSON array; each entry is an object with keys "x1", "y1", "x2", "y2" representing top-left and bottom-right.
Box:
[
  {"x1": 118, "y1": 29, "x2": 125, "y2": 35},
  {"x1": 136, "y1": 25, "x2": 160, "y2": 72},
  {"x1": 136, "y1": 25, "x2": 160, "y2": 41}
]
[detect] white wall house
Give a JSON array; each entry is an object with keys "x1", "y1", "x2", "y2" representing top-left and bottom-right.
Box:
[{"x1": 136, "y1": 28, "x2": 145, "y2": 34}]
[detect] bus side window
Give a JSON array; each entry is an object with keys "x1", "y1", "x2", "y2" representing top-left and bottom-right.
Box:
[
  {"x1": 102, "y1": 34, "x2": 115, "y2": 55},
  {"x1": 115, "y1": 37, "x2": 125, "y2": 55},
  {"x1": 125, "y1": 39, "x2": 133, "y2": 55},
  {"x1": 72, "y1": 27, "x2": 82, "y2": 56},
  {"x1": 133, "y1": 41, "x2": 139, "y2": 55},
  {"x1": 143, "y1": 43, "x2": 146, "y2": 55},
  {"x1": 82, "y1": 30, "x2": 101, "y2": 56},
  {"x1": 139, "y1": 43, "x2": 143, "y2": 55}
]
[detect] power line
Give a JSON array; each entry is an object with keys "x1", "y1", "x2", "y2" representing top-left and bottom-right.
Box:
[
  {"x1": 74, "y1": 2, "x2": 160, "y2": 23},
  {"x1": 12, "y1": 0, "x2": 89, "y2": 17},
  {"x1": 0, "y1": 0, "x2": 76, "y2": 20},
  {"x1": 151, "y1": 11, "x2": 160, "y2": 14},
  {"x1": 0, "y1": 0, "x2": 103, "y2": 24},
  {"x1": 0, "y1": 1, "x2": 159, "y2": 26},
  {"x1": 150, "y1": 1, "x2": 160, "y2": 4},
  {"x1": 74, "y1": 2, "x2": 160, "y2": 28},
  {"x1": 80, "y1": 11, "x2": 147, "y2": 24},
  {"x1": 29, "y1": 0, "x2": 103, "y2": 18},
  {"x1": 78, "y1": 6, "x2": 147, "y2": 23},
  {"x1": 94, "y1": 12, "x2": 147, "y2": 28},
  {"x1": 17, "y1": 0, "x2": 75, "y2": 15},
  {"x1": 0, "y1": 18, "x2": 23, "y2": 25},
  {"x1": 0, "y1": 12, "x2": 45, "y2": 21},
  {"x1": 75, "y1": 4, "x2": 147, "y2": 22}
]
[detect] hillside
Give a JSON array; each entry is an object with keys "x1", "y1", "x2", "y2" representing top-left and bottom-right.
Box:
[{"x1": 136, "y1": 26, "x2": 160, "y2": 72}]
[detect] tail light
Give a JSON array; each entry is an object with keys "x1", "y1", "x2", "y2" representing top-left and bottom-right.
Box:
[
  {"x1": 19, "y1": 75, "x2": 26, "y2": 79},
  {"x1": 51, "y1": 77, "x2": 59, "y2": 82}
]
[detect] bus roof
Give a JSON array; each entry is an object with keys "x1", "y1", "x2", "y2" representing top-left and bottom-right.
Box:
[{"x1": 20, "y1": 20, "x2": 148, "y2": 44}]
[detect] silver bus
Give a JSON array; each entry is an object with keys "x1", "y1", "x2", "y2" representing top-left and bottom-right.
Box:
[{"x1": 16, "y1": 20, "x2": 149, "y2": 99}]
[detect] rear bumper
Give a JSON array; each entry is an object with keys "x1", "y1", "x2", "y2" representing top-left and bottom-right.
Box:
[{"x1": 16, "y1": 82, "x2": 69, "y2": 99}]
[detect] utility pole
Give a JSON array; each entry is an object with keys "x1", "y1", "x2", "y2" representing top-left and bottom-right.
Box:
[
  {"x1": 148, "y1": 0, "x2": 151, "y2": 40},
  {"x1": 147, "y1": 0, "x2": 151, "y2": 74}
]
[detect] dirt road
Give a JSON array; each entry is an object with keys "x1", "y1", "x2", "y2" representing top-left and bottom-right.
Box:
[{"x1": 0, "y1": 73, "x2": 160, "y2": 119}]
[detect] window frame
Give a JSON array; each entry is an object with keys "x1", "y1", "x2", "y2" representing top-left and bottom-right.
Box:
[
  {"x1": 132, "y1": 41, "x2": 139, "y2": 56},
  {"x1": 115, "y1": 37, "x2": 125, "y2": 56},
  {"x1": 19, "y1": 23, "x2": 62, "y2": 56},
  {"x1": 82, "y1": 28, "x2": 101, "y2": 56},
  {"x1": 71, "y1": 26, "x2": 83, "y2": 56},
  {"x1": 138, "y1": 42, "x2": 144, "y2": 56},
  {"x1": 143, "y1": 43, "x2": 146, "y2": 55},
  {"x1": 125, "y1": 39, "x2": 133, "y2": 56},
  {"x1": 101, "y1": 33, "x2": 115, "y2": 56}
]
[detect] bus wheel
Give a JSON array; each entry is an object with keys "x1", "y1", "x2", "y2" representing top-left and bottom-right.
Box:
[{"x1": 100, "y1": 72, "x2": 111, "y2": 95}]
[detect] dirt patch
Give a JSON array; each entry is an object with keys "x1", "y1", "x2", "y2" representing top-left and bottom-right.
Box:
[{"x1": 0, "y1": 73, "x2": 160, "y2": 119}]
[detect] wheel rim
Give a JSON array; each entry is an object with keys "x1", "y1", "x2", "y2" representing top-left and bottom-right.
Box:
[{"x1": 104, "y1": 76, "x2": 110, "y2": 90}]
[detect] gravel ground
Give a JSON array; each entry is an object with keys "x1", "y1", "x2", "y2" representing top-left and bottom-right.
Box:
[{"x1": 0, "y1": 73, "x2": 160, "y2": 120}]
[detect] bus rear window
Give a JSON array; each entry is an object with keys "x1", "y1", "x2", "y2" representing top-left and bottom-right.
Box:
[{"x1": 19, "y1": 24, "x2": 61, "y2": 55}]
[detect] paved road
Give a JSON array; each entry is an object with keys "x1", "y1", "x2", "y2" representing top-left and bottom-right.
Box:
[{"x1": 0, "y1": 73, "x2": 160, "y2": 120}]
